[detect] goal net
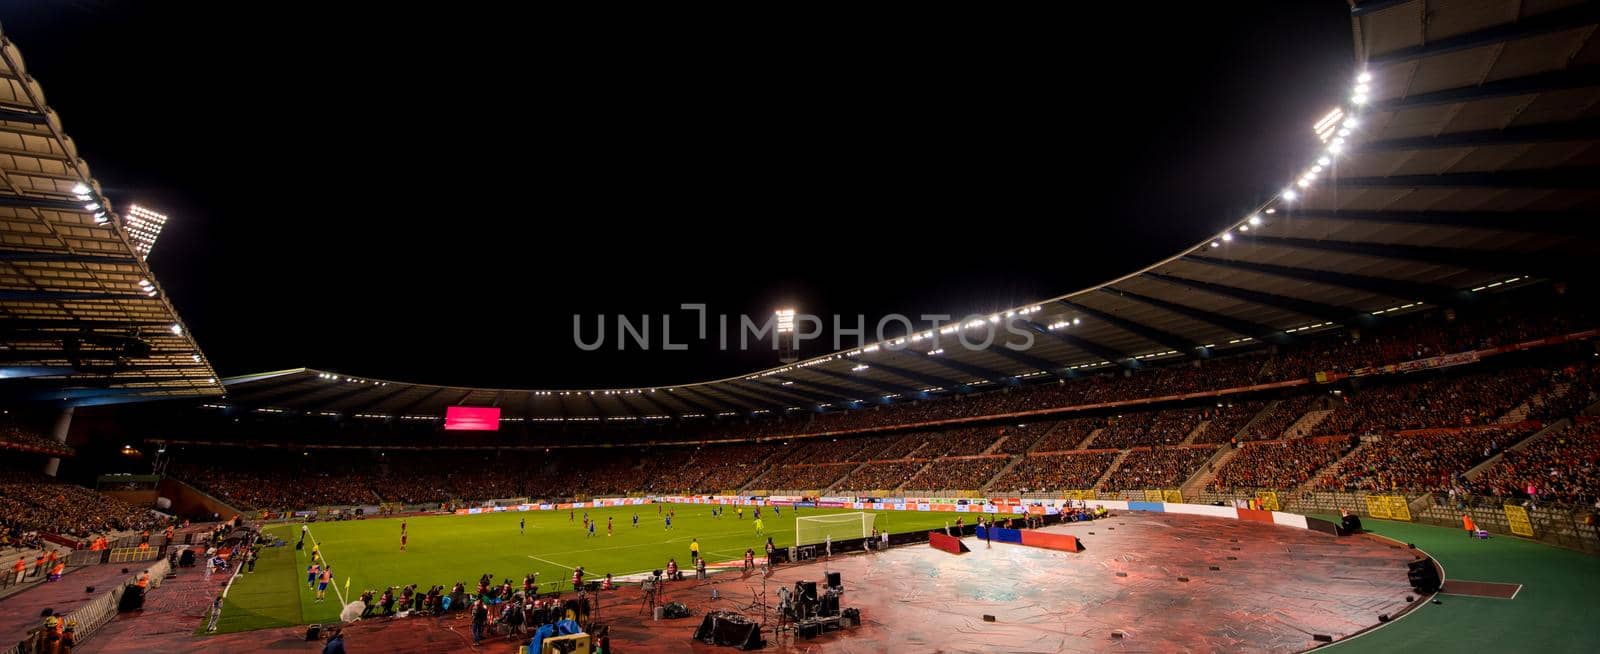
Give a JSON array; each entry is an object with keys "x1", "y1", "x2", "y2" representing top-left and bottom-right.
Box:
[{"x1": 795, "y1": 512, "x2": 875, "y2": 546}]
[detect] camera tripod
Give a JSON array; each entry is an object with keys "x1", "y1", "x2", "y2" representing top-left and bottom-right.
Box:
[{"x1": 638, "y1": 577, "x2": 662, "y2": 616}]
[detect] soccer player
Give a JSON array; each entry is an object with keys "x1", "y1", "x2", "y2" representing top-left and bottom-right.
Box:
[
  {"x1": 632, "y1": 513, "x2": 639, "y2": 528},
  {"x1": 607, "y1": 517, "x2": 613, "y2": 537},
  {"x1": 401, "y1": 519, "x2": 407, "y2": 535},
  {"x1": 307, "y1": 563, "x2": 320, "y2": 589},
  {"x1": 519, "y1": 517, "x2": 525, "y2": 535},
  {"x1": 400, "y1": 530, "x2": 408, "y2": 551},
  {"x1": 773, "y1": 504, "x2": 780, "y2": 517},
  {"x1": 754, "y1": 506, "x2": 761, "y2": 520},
  {"x1": 310, "y1": 543, "x2": 320, "y2": 562},
  {"x1": 570, "y1": 510, "x2": 575, "y2": 522},
  {"x1": 754, "y1": 517, "x2": 765, "y2": 536},
  {"x1": 689, "y1": 538, "x2": 700, "y2": 561},
  {"x1": 664, "y1": 514, "x2": 673, "y2": 530},
  {"x1": 587, "y1": 520, "x2": 596, "y2": 539},
  {"x1": 316, "y1": 566, "x2": 333, "y2": 603},
  {"x1": 737, "y1": 507, "x2": 743, "y2": 520}
]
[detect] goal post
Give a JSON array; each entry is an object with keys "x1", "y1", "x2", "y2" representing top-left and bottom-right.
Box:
[{"x1": 795, "y1": 512, "x2": 874, "y2": 546}]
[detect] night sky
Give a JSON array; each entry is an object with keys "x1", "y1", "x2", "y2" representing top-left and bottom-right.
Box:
[{"x1": 0, "y1": 2, "x2": 1354, "y2": 389}]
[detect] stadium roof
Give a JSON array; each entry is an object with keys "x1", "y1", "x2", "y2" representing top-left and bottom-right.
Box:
[
  {"x1": 141, "y1": 2, "x2": 1600, "y2": 420},
  {"x1": 0, "y1": 26, "x2": 220, "y2": 406}
]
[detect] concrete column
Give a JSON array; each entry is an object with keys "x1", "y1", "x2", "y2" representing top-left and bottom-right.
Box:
[{"x1": 42, "y1": 405, "x2": 74, "y2": 477}]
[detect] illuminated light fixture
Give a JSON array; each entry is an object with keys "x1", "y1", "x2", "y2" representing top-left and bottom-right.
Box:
[
  {"x1": 775, "y1": 308, "x2": 795, "y2": 334},
  {"x1": 71, "y1": 183, "x2": 90, "y2": 195},
  {"x1": 851, "y1": 364, "x2": 869, "y2": 372},
  {"x1": 1357, "y1": 71, "x2": 1372, "y2": 84},
  {"x1": 1265, "y1": 208, "x2": 1276, "y2": 214},
  {"x1": 1281, "y1": 189, "x2": 1298, "y2": 201},
  {"x1": 1352, "y1": 94, "x2": 1368, "y2": 105},
  {"x1": 1354, "y1": 84, "x2": 1370, "y2": 94},
  {"x1": 1328, "y1": 142, "x2": 1345, "y2": 155},
  {"x1": 1342, "y1": 118, "x2": 1358, "y2": 129},
  {"x1": 125, "y1": 205, "x2": 171, "y2": 261},
  {"x1": 169, "y1": 324, "x2": 182, "y2": 335},
  {"x1": 1317, "y1": 156, "x2": 1331, "y2": 166},
  {"x1": 83, "y1": 203, "x2": 100, "y2": 211},
  {"x1": 1297, "y1": 179, "x2": 1310, "y2": 188},
  {"x1": 1311, "y1": 165, "x2": 1322, "y2": 173},
  {"x1": 1221, "y1": 232, "x2": 1233, "y2": 242},
  {"x1": 1248, "y1": 214, "x2": 1262, "y2": 226},
  {"x1": 75, "y1": 194, "x2": 90, "y2": 201},
  {"x1": 192, "y1": 354, "x2": 201, "y2": 362},
  {"x1": 1073, "y1": 317, "x2": 1080, "y2": 325},
  {"x1": 1238, "y1": 225, "x2": 1249, "y2": 232},
  {"x1": 1210, "y1": 241, "x2": 1220, "y2": 248}
]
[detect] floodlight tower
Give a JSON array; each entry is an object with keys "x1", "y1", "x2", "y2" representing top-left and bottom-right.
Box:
[
  {"x1": 125, "y1": 205, "x2": 170, "y2": 260},
  {"x1": 776, "y1": 308, "x2": 798, "y2": 364}
]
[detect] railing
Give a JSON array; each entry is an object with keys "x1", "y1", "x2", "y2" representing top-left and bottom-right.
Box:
[
  {"x1": 1195, "y1": 488, "x2": 1600, "y2": 553},
  {"x1": 3, "y1": 559, "x2": 170, "y2": 654}
]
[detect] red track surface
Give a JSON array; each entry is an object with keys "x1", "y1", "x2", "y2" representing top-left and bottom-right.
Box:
[{"x1": 70, "y1": 512, "x2": 1423, "y2": 652}]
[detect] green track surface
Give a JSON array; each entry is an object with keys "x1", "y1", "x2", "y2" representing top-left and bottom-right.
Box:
[
  {"x1": 1320, "y1": 517, "x2": 1599, "y2": 653},
  {"x1": 211, "y1": 503, "x2": 954, "y2": 633}
]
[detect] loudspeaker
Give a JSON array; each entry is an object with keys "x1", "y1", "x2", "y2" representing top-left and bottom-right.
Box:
[
  {"x1": 825, "y1": 571, "x2": 842, "y2": 589},
  {"x1": 117, "y1": 585, "x2": 145, "y2": 612},
  {"x1": 1379, "y1": 614, "x2": 1391, "y2": 622},
  {"x1": 305, "y1": 624, "x2": 321, "y2": 641},
  {"x1": 818, "y1": 592, "x2": 840, "y2": 617},
  {"x1": 982, "y1": 614, "x2": 996, "y2": 622},
  {"x1": 1407, "y1": 558, "x2": 1440, "y2": 593}
]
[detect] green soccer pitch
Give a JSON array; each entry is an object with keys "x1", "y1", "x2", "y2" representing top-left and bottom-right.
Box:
[{"x1": 211, "y1": 503, "x2": 961, "y2": 633}]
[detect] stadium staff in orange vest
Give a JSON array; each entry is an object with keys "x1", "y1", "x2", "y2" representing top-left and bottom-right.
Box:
[
  {"x1": 48, "y1": 559, "x2": 65, "y2": 582},
  {"x1": 136, "y1": 570, "x2": 150, "y2": 589},
  {"x1": 1462, "y1": 514, "x2": 1478, "y2": 537},
  {"x1": 12, "y1": 556, "x2": 25, "y2": 584}
]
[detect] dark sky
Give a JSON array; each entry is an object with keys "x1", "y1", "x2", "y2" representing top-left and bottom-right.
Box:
[{"x1": 0, "y1": 2, "x2": 1355, "y2": 389}]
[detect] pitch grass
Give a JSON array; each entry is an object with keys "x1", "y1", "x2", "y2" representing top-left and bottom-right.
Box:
[{"x1": 212, "y1": 503, "x2": 959, "y2": 633}]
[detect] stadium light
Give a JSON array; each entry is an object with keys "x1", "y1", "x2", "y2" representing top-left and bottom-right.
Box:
[
  {"x1": 775, "y1": 308, "x2": 796, "y2": 334},
  {"x1": 169, "y1": 324, "x2": 182, "y2": 335},
  {"x1": 1357, "y1": 71, "x2": 1372, "y2": 84},
  {"x1": 71, "y1": 183, "x2": 89, "y2": 195},
  {"x1": 1281, "y1": 189, "x2": 1298, "y2": 201},
  {"x1": 125, "y1": 205, "x2": 171, "y2": 261},
  {"x1": 1248, "y1": 214, "x2": 1261, "y2": 226},
  {"x1": 1221, "y1": 233, "x2": 1233, "y2": 242}
]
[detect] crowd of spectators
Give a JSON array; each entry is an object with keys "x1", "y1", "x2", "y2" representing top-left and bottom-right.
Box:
[
  {"x1": 0, "y1": 468, "x2": 166, "y2": 540},
  {"x1": 903, "y1": 457, "x2": 1008, "y2": 492},
  {"x1": 1471, "y1": 422, "x2": 1600, "y2": 506},
  {"x1": 991, "y1": 450, "x2": 1119, "y2": 493},
  {"x1": 1191, "y1": 401, "x2": 1266, "y2": 444},
  {"x1": 1209, "y1": 437, "x2": 1356, "y2": 491},
  {"x1": 0, "y1": 424, "x2": 72, "y2": 457},
  {"x1": 1316, "y1": 427, "x2": 1532, "y2": 493},
  {"x1": 1030, "y1": 417, "x2": 1107, "y2": 452},
  {"x1": 1312, "y1": 368, "x2": 1546, "y2": 437},
  {"x1": 1241, "y1": 396, "x2": 1318, "y2": 441},
  {"x1": 1100, "y1": 446, "x2": 1217, "y2": 491},
  {"x1": 835, "y1": 461, "x2": 925, "y2": 492},
  {"x1": 992, "y1": 424, "x2": 1047, "y2": 455},
  {"x1": 748, "y1": 463, "x2": 854, "y2": 491},
  {"x1": 1094, "y1": 409, "x2": 1206, "y2": 449}
]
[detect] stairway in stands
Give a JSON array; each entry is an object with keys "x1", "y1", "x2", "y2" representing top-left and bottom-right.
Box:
[
  {"x1": 1296, "y1": 438, "x2": 1370, "y2": 492},
  {"x1": 1178, "y1": 420, "x2": 1211, "y2": 446},
  {"x1": 1500, "y1": 382, "x2": 1570, "y2": 424},
  {"x1": 980, "y1": 456, "x2": 1023, "y2": 493},
  {"x1": 1283, "y1": 409, "x2": 1334, "y2": 439},
  {"x1": 1075, "y1": 428, "x2": 1105, "y2": 450},
  {"x1": 1027, "y1": 422, "x2": 1064, "y2": 453},
  {"x1": 1180, "y1": 446, "x2": 1241, "y2": 499},
  {"x1": 1236, "y1": 400, "x2": 1281, "y2": 440},
  {"x1": 1092, "y1": 449, "x2": 1132, "y2": 490}
]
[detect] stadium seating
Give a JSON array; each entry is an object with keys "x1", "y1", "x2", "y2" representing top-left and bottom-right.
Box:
[
  {"x1": 1209, "y1": 437, "x2": 1356, "y2": 492},
  {"x1": 1471, "y1": 421, "x2": 1600, "y2": 506},
  {"x1": 0, "y1": 469, "x2": 166, "y2": 539},
  {"x1": 1100, "y1": 446, "x2": 1217, "y2": 491},
  {"x1": 990, "y1": 450, "x2": 1119, "y2": 493},
  {"x1": 1315, "y1": 426, "x2": 1535, "y2": 493}
]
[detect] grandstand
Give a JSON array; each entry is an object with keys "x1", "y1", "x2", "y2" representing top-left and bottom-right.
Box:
[{"x1": 3, "y1": 2, "x2": 1600, "y2": 653}]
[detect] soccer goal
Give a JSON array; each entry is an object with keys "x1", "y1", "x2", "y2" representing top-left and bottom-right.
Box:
[{"x1": 795, "y1": 512, "x2": 875, "y2": 546}]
